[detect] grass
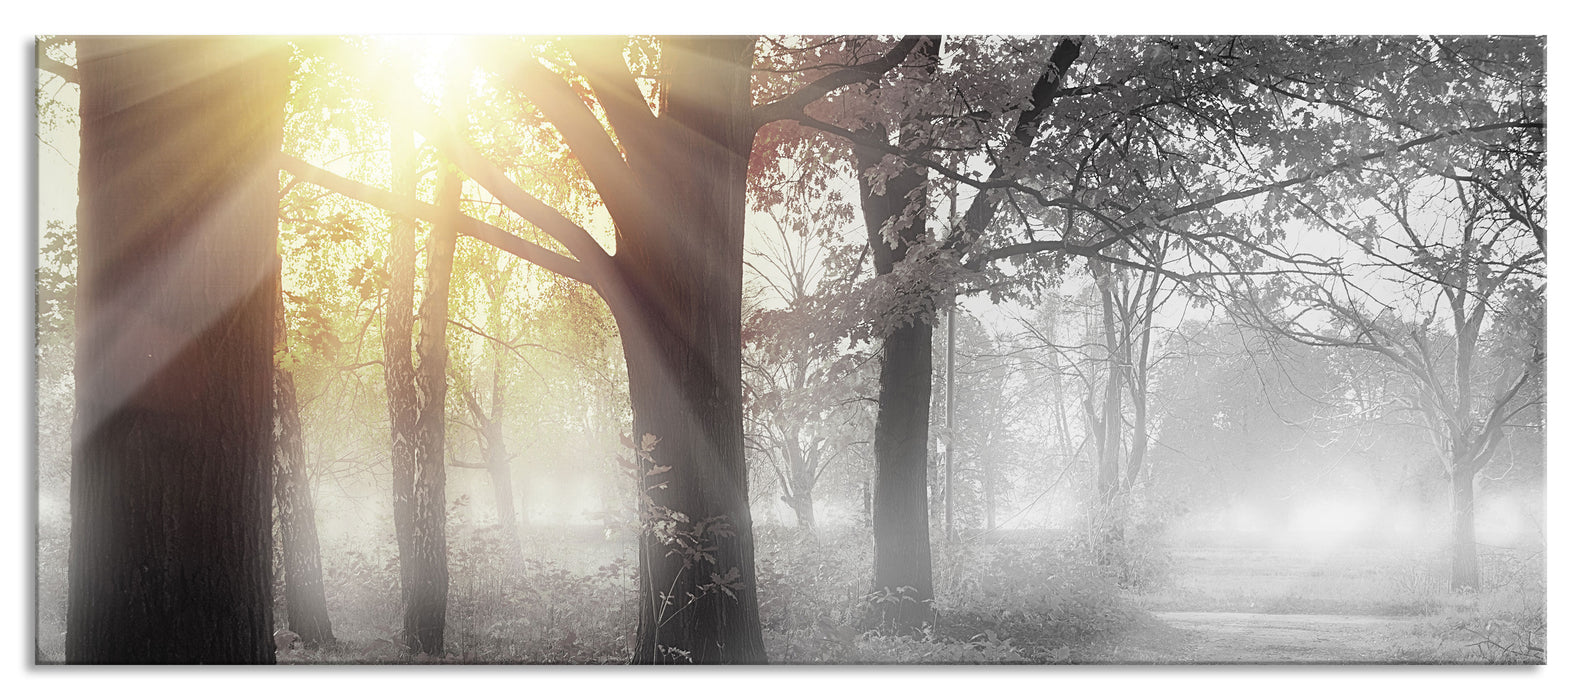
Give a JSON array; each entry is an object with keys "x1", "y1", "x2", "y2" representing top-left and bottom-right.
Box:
[
  {"x1": 33, "y1": 517, "x2": 1543, "y2": 665},
  {"x1": 1125, "y1": 535, "x2": 1545, "y2": 664}
]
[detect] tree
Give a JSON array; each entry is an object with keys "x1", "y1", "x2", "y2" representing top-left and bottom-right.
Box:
[
  {"x1": 808, "y1": 35, "x2": 1543, "y2": 603},
  {"x1": 1216, "y1": 36, "x2": 1545, "y2": 591},
  {"x1": 742, "y1": 199, "x2": 872, "y2": 530},
  {"x1": 380, "y1": 64, "x2": 464, "y2": 654},
  {"x1": 383, "y1": 101, "x2": 425, "y2": 652},
  {"x1": 844, "y1": 35, "x2": 1076, "y2": 628},
  {"x1": 273, "y1": 271, "x2": 335, "y2": 649},
  {"x1": 451, "y1": 253, "x2": 528, "y2": 573},
  {"x1": 1230, "y1": 165, "x2": 1544, "y2": 592},
  {"x1": 68, "y1": 37, "x2": 290, "y2": 663}
]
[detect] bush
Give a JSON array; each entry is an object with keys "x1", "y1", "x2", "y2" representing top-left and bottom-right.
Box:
[
  {"x1": 444, "y1": 517, "x2": 635, "y2": 663},
  {"x1": 1444, "y1": 549, "x2": 1545, "y2": 664},
  {"x1": 933, "y1": 535, "x2": 1146, "y2": 661}
]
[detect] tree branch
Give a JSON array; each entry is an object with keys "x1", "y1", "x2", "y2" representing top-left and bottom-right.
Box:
[
  {"x1": 569, "y1": 38, "x2": 657, "y2": 146},
  {"x1": 408, "y1": 108, "x2": 616, "y2": 274},
  {"x1": 471, "y1": 44, "x2": 649, "y2": 233},
  {"x1": 1161, "y1": 121, "x2": 1546, "y2": 223},
  {"x1": 36, "y1": 37, "x2": 78, "y2": 84},
  {"x1": 751, "y1": 35, "x2": 926, "y2": 128},
  {"x1": 277, "y1": 153, "x2": 595, "y2": 287}
]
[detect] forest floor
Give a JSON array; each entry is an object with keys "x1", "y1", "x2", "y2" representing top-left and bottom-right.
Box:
[
  {"x1": 1096, "y1": 610, "x2": 1442, "y2": 663},
  {"x1": 34, "y1": 526, "x2": 1544, "y2": 665},
  {"x1": 1079, "y1": 540, "x2": 1545, "y2": 664}
]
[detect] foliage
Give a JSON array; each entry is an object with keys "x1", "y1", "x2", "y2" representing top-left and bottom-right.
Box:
[{"x1": 36, "y1": 34, "x2": 1546, "y2": 665}]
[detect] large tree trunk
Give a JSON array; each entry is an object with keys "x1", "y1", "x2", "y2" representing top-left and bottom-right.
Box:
[
  {"x1": 68, "y1": 37, "x2": 289, "y2": 664},
  {"x1": 1449, "y1": 463, "x2": 1479, "y2": 592},
  {"x1": 273, "y1": 280, "x2": 335, "y2": 648},
  {"x1": 612, "y1": 36, "x2": 766, "y2": 664},
  {"x1": 855, "y1": 116, "x2": 937, "y2": 631}
]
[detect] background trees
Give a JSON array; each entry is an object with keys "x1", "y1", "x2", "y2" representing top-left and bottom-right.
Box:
[{"x1": 35, "y1": 33, "x2": 1545, "y2": 667}]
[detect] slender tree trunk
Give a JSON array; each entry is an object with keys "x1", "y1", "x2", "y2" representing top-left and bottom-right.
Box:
[
  {"x1": 273, "y1": 278, "x2": 334, "y2": 648},
  {"x1": 1449, "y1": 463, "x2": 1479, "y2": 592},
  {"x1": 944, "y1": 305, "x2": 957, "y2": 543},
  {"x1": 855, "y1": 111, "x2": 938, "y2": 630},
  {"x1": 384, "y1": 114, "x2": 421, "y2": 617},
  {"x1": 486, "y1": 457, "x2": 524, "y2": 572},
  {"x1": 984, "y1": 428, "x2": 998, "y2": 532},
  {"x1": 783, "y1": 434, "x2": 818, "y2": 530},
  {"x1": 614, "y1": 36, "x2": 766, "y2": 664},
  {"x1": 68, "y1": 37, "x2": 289, "y2": 664},
  {"x1": 1048, "y1": 313, "x2": 1075, "y2": 462},
  {"x1": 404, "y1": 137, "x2": 461, "y2": 657},
  {"x1": 1090, "y1": 263, "x2": 1126, "y2": 552},
  {"x1": 482, "y1": 366, "x2": 524, "y2": 572}
]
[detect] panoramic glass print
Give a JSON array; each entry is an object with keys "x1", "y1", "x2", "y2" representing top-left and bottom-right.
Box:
[{"x1": 35, "y1": 35, "x2": 1545, "y2": 664}]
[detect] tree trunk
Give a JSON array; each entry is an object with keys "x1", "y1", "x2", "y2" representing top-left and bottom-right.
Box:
[
  {"x1": 483, "y1": 366, "x2": 524, "y2": 572},
  {"x1": 869, "y1": 321, "x2": 936, "y2": 627},
  {"x1": 384, "y1": 114, "x2": 421, "y2": 618},
  {"x1": 1449, "y1": 463, "x2": 1479, "y2": 593},
  {"x1": 68, "y1": 37, "x2": 289, "y2": 664},
  {"x1": 612, "y1": 36, "x2": 766, "y2": 664},
  {"x1": 944, "y1": 305, "x2": 957, "y2": 543},
  {"x1": 404, "y1": 140, "x2": 461, "y2": 657},
  {"x1": 855, "y1": 112, "x2": 938, "y2": 630},
  {"x1": 782, "y1": 434, "x2": 818, "y2": 530},
  {"x1": 272, "y1": 280, "x2": 335, "y2": 648},
  {"x1": 1089, "y1": 262, "x2": 1126, "y2": 553}
]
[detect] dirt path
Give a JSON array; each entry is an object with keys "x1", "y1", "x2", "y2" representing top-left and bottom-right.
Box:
[{"x1": 1091, "y1": 611, "x2": 1442, "y2": 664}]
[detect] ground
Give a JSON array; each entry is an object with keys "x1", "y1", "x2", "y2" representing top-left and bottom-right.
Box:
[
  {"x1": 1079, "y1": 540, "x2": 1544, "y2": 664},
  {"x1": 35, "y1": 525, "x2": 1544, "y2": 665},
  {"x1": 1101, "y1": 611, "x2": 1448, "y2": 664}
]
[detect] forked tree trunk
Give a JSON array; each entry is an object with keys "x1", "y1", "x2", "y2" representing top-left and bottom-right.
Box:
[
  {"x1": 466, "y1": 360, "x2": 525, "y2": 573},
  {"x1": 854, "y1": 116, "x2": 937, "y2": 631},
  {"x1": 273, "y1": 280, "x2": 334, "y2": 648},
  {"x1": 68, "y1": 37, "x2": 290, "y2": 664},
  {"x1": 1449, "y1": 464, "x2": 1479, "y2": 592},
  {"x1": 612, "y1": 36, "x2": 767, "y2": 664}
]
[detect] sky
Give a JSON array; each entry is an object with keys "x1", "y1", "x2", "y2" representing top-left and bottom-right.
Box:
[{"x1": 8, "y1": 4, "x2": 1580, "y2": 696}]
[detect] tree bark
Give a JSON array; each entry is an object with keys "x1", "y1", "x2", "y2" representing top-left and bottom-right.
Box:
[
  {"x1": 273, "y1": 278, "x2": 334, "y2": 648},
  {"x1": 68, "y1": 36, "x2": 289, "y2": 664},
  {"x1": 610, "y1": 36, "x2": 767, "y2": 664}
]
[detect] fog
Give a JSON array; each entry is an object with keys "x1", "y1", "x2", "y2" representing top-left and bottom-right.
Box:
[{"x1": 35, "y1": 34, "x2": 1544, "y2": 666}]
